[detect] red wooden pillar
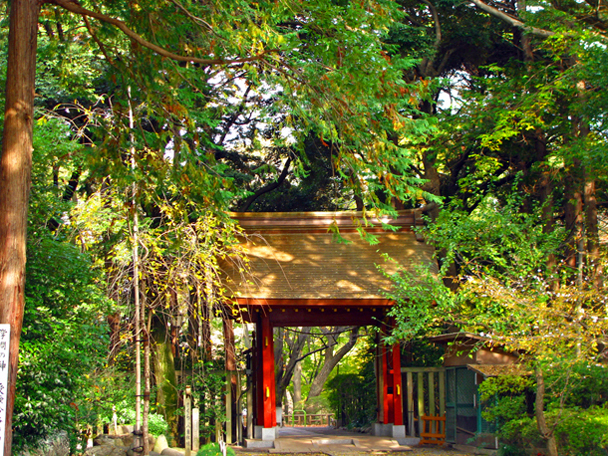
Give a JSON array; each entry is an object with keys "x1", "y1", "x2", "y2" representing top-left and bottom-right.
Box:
[
  {"x1": 382, "y1": 345, "x2": 391, "y2": 424},
  {"x1": 375, "y1": 340, "x2": 383, "y2": 423},
  {"x1": 255, "y1": 314, "x2": 276, "y2": 429},
  {"x1": 381, "y1": 342, "x2": 403, "y2": 426},
  {"x1": 391, "y1": 343, "x2": 404, "y2": 426}
]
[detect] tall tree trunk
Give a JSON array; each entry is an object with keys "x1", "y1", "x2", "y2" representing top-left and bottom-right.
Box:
[
  {"x1": 535, "y1": 366, "x2": 558, "y2": 456},
  {"x1": 533, "y1": 129, "x2": 558, "y2": 288},
  {"x1": 584, "y1": 178, "x2": 601, "y2": 288},
  {"x1": 274, "y1": 328, "x2": 285, "y2": 407},
  {"x1": 133, "y1": 206, "x2": 142, "y2": 447},
  {"x1": 563, "y1": 163, "x2": 583, "y2": 271},
  {"x1": 0, "y1": 1, "x2": 40, "y2": 454},
  {"x1": 276, "y1": 331, "x2": 308, "y2": 407},
  {"x1": 223, "y1": 317, "x2": 237, "y2": 443},
  {"x1": 107, "y1": 312, "x2": 122, "y2": 364},
  {"x1": 143, "y1": 293, "x2": 151, "y2": 455},
  {"x1": 306, "y1": 327, "x2": 359, "y2": 399},
  {"x1": 293, "y1": 361, "x2": 302, "y2": 405},
  {"x1": 153, "y1": 323, "x2": 179, "y2": 445}
]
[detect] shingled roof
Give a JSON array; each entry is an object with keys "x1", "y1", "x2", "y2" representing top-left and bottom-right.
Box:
[{"x1": 223, "y1": 210, "x2": 437, "y2": 301}]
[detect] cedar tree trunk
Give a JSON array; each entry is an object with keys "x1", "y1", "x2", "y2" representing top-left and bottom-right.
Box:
[{"x1": 0, "y1": 0, "x2": 40, "y2": 454}]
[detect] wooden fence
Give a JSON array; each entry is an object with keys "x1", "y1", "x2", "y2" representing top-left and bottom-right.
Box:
[
  {"x1": 283, "y1": 412, "x2": 334, "y2": 427},
  {"x1": 401, "y1": 367, "x2": 446, "y2": 437}
]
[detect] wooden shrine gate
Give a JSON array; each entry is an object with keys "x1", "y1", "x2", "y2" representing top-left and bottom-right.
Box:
[{"x1": 221, "y1": 210, "x2": 437, "y2": 443}]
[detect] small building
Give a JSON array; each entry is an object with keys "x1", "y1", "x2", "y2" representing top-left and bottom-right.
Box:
[{"x1": 428, "y1": 332, "x2": 525, "y2": 449}]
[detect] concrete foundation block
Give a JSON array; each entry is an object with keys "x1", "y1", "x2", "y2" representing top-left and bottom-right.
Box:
[
  {"x1": 254, "y1": 426, "x2": 277, "y2": 441},
  {"x1": 391, "y1": 425, "x2": 406, "y2": 439},
  {"x1": 372, "y1": 423, "x2": 407, "y2": 439},
  {"x1": 244, "y1": 439, "x2": 275, "y2": 449}
]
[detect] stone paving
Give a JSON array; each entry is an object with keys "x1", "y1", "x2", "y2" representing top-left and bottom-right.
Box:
[{"x1": 235, "y1": 427, "x2": 479, "y2": 456}]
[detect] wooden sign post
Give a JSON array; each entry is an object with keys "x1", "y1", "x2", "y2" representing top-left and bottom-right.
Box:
[
  {"x1": 184, "y1": 386, "x2": 192, "y2": 456},
  {"x1": 192, "y1": 407, "x2": 200, "y2": 452},
  {"x1": 0, "y1": 325, "x2": 10, "y2": 456}
]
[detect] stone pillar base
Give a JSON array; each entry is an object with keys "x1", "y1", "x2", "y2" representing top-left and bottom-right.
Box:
[
  {"x1": 254, "y1": 426, "x2": 277, "y2": 441},
  {"x1": 372, "y1": 423, "x2": 406, "y2": 438}
]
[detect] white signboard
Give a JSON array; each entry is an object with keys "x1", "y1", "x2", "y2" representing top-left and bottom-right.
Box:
[{"x1": 0, "y1": 324, "x2": 10, "y2": 456}]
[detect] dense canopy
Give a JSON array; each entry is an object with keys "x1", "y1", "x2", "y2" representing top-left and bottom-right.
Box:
[{"x1": 1, "y1": 0, "x2": 608, "y2": 454}]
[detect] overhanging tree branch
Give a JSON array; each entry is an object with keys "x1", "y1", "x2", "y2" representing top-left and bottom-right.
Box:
[
  {"x1": 239, "y1": 158, "x2": 292, "y2": 211},
  {"x1": 469, "y1": 0, "x2": 555, "y2": 37},
  {"x1": 50, "y1": 0, "x2": 280, "y2": 66}
]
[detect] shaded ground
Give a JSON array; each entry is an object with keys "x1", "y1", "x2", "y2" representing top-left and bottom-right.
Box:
[
  {"x1": 235, "y1": 450, "x2": 476, "y2": 456},
  {"x1": 234, "y1": 427, "x2": 482, "y2": 456}
]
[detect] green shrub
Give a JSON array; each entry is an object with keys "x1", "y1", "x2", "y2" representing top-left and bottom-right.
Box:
[
  {"x1": 195, "y1": 442, "x2": 236, "y2": 456},
  {"x1": 553, "y1": 406, "x2": 608, "y2": 456},
  {"x1": 14, "y1": 240, "x2": 111, "y2": 452},
  {"x1": 498, "y1": 444, "x2": 528, "y2": 456},
  {"x1": 496, "y1": 406, "x2": 608, "y2": 456},
  {"x1": 546, "y1": 362, "x2": 608, "y2": 409},
  {"x1": 108, "y1": 399, "x2": 169, "y2": 436},
  {"x1": 189, "y1": 362, "x2": 227, "y2": 441},
  {"x1": 326, "y1": 354, "x2": 376, "y2": 428}
]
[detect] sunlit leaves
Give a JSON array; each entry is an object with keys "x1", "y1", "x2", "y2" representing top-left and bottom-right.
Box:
[{"x1": 385, "y1": 192, "x2": 608, "y2": 365}]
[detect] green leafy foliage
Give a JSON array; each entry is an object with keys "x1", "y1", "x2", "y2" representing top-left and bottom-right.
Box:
[
  {"x1": 544, "y1": 360, "x2": 608, "y2": 410},
  {"x1": 326, "y1": 355, "x2": 376, "y2": 428},
  {"x1": 189, "y1": 361, "x2": 227, "y2": 441},
  {"x1": 196, "y1": 442, "x2": 236, "y2": 456},
  {"x1": 479, "y1": 375, "x2": 534, "y2": 429},
  {"x1": 385, "y1": 189, "x2": 608, "y2": 454},
  {"x1": 14, "y1": 118, "x2": 112, "y2": 451},
  {"x1": 497, "y1": 406, "x2": 608, "y2": 456},
  {"x1": 109, "y1": 400, "x2": 169, "y2": 437}
]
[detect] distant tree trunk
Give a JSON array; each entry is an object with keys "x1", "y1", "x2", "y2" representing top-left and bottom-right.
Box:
[
  {"x1": 533, "y1": 128, "x2": 558, "y2": 288},
  {"x1": 143, "y1": 291, "x2": 151, "y2": 455},
  {"x1": 202, "y1": 270, "x2": 214, "y2": 362},
  {"x1": 584, "y1": 178, "x2": 601, "y2": 288},
  {"x1": 107, "y1": 312, "x2": 125, "y2": 364},
  {"x1": 293, "y1": 361, "x2": 302, "y2": 405},
  {"x1": 306, "y1": 327, "x2": 359, "y2": 400},
  {"x1": 0, "y1": 0, "x2": 40, "y2": 454},
  {"x1": 564, "y1": 163, "x2": 583, "y2": 271},
  {"x1": 535, "y1": 366, "x2": 558, "y2": 456},
  {"x1": 153, "y1": 322, "x2": 179, "y2": 445},
  {"x1": 276, "y1": 331, "x2": 308, "y2": 406},
  {"x1": 223, "y1": 317, "x2": 237, "y2": 442},
  {"x1": 274, "y1": 328, "x2": 285, "y2": 407}
]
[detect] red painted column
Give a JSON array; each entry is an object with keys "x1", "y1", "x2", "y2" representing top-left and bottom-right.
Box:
[
  {"x1": 376, "y1": 341, "x2": 383, "y2": 423},
  {"x1": 391, "y1": 343, "x2": 404, "y2": 426},
  {"x1": 380, "y1": 342, "x2": 403, "y2": 426},
  {"x1": 256, "y1": 314, "x2": 276, "y2": 428},
  {"x1": 254, "y1": 320, "x2": 262, "y2": 427},
  {"x1": 382, "y1": 345, "x2": 391, "y2": 424},
  {"x1": 252, "y1": 328, "x2": 259, "y2": 428}
]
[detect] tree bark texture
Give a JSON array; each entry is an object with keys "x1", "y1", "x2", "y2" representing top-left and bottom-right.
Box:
[
  {"x1": 293, "y1": 361, "x2": 302, "y2": 405},
  {"x1": 276, "y1": 331, "x2": 308, "y2": 407},
  {"x1": 274, "y1": 328, "x2": 285, "y2": 406},
  {"x1": 306, "y1": 327, "x2": 359, "y2": 399},
  {"x1": 0, "y1": 0, "x2": 40, "y2": 453},
  {"x1": 534, "y1": 366, "x2": 558, "y2": 456},
  {"x1": 563, "y1": 164, "x2": 583, "y2": 270},
  {"x1": 584, "y1": 178, "x2": 601, "y2": 288},
  {"x1": 223, "y1": 317, "x2": 237, "y2": 441},
  {"x1": 152, "y1": 330, "x2": 179, "y2": 445},
  {"x1": 143, "y1": 297, "x2": 151, "y2": 455}
]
